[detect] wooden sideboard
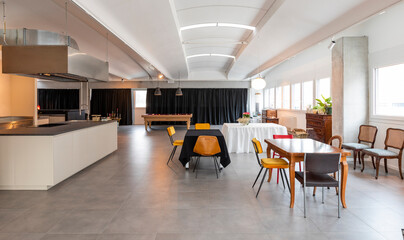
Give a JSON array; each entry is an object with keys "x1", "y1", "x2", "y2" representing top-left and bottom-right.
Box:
[
  {"x1": 262, "y1": 109, "x2": 279, "y2": 124},
  {"x1": 306, "y1": 113, "x2": 332, "y2": 143}
]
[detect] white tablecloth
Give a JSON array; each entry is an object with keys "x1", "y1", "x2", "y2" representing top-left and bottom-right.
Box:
[{"x1": 222, "y1": 123, "x2": 288, "y2": 153}]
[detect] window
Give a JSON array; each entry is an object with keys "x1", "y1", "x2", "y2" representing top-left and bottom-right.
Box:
[
  {"x1": 269, "y1": 88, "x2": 275, "y2": 108},
  {"x1": 135, "y1": 90, "x2": 147, "y2": 108},
  {"x1": 264, "y1": 89, "x2": 270, "y2": 108},
  {"x1": 316, "y1": 77, "x2": 331, "y2": 99},
  {"x1": 276, "y1": 87, "x2": 282, "y2": 109},
  {"x1": 374, "y1": 63, "x2": 404, "y2": 116},
  {"x1": 282, "y1": 85, "x2": 290, "y2": 109},
  {"x1": 302, "y1": 81, "x2": 313, "y2": 109},
  {"x1": 291, "y1": 83, "x2": 301, "y2": 110}
]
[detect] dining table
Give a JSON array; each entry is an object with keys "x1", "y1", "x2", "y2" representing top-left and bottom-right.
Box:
[
  {"x1": 265, "y1": 138, "x2": 351, "y2": 208},
  {"x1": 222, "y1": 123, "x2": 287, "y2": 153}
]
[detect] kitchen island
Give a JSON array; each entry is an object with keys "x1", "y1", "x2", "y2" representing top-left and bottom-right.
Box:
[{"x1": 0, "y1": 120, "x2": 117, "y2": 190}]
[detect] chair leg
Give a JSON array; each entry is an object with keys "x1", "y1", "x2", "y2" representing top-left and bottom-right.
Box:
[
  {"x1": 398, "y1": 157, "x2": 403, "y2": 180},
  {"x1": 333, "y1": 172, "x2": 338, "y2": 195},
  {"x1": 375, "y1": 157, "x2": 381, "y2": 179},
  {"x1": 303, "y1": 182, "x2": 306, "y2": 218},
  {"x1": 322, "y1": 187, "x2": 324, "y2": 204},
  {"x1": 384, "y1": 158, "x2": 388, "y2": 173},
  {"x1": 361, "y1": 152, "x2": 366, "y2": 172},
  {"x1": 358, "y1": 151, "x2": 361, "y2": 164},
  {"x1": 353, "y1": 151, "x2": 357, "y2": 170},
  {"x1": 256, "y1": 169, "x2": 268, "y2": 198},
  {"x1": 252, "y1": 167, "x2": 264, "y2": 188},
  {"x1": 299, "y1": 162, "x2": 302, "y2": 171},
  {"x1": 279, "y1": 169, "x2": 286, "y2": 189},
  {"x1": 371, "y1": 156, "x2": 376, "y2": 169},
  {"x1": 281, "y1": 169, "x2": 291, "y2": 193},
  {"x1": 313, "y1": 187, "x2": 316, "y2": 196},
  {"x1": 193, "y1": 156, "x2": 200, "y2": 173},
  {"x1": 338, "y1": 170, "x2": 340, "y2": 218},
  {"x1": 277, "y1": 169, "x2": 280, "y2": 184},
  {"x1": 167, "y1": 146, "x2": 177, "y2": 165}
]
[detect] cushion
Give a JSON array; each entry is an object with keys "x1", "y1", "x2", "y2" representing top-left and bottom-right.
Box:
[
  {"x1": 295, "y1": 171, "x2": 338, "y2": 187},
  {"x1": 261, "y1": 158, "x2": 289, "y2": 168},
  {"x1": 341, "y1": 143, "x2": 370, "y2": 150},
  {"x1": 173, "y1": 140, "x2": 184, "y2": 146},
  {"x1": 362, "y1": 148, "x2": 398, "y2": 157}
]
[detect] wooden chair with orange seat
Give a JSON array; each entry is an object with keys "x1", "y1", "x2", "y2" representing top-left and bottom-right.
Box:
[
  {"x1": 251, "y1": 138, "x2": 290, "y2": 198},
  {"x1": 195, "y1": 123, "x2": 211, "y2": 130},
  {"x1": 313, "y1": 135, "x2": 343, "y2": 196},
  {"x1": 166, "y1": 126, "x2": 184, "y2": 165},
  {"x1": 193, "y1": 136, "x2": 221, "y2": 178}
]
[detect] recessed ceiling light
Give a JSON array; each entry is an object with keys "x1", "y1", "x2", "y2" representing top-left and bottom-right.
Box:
[
  {"x1": 180, "y1": 22, "x2": 255, "y2": 31},
  {"x1": 158, "y1": 73, "x2": 164, "y2": 79},
  {"x1": 186, "y1": 54, "x2": 235, "y2": 59},
  {"x1": 378, "y1": 11, "x2": 386, "y2": 15},
  {"x1": 180, "y1": 23, "x2": 217, "y2": 31},
  {"x1": 217, "y1": 23, "x2": 255, "y2": 31}
]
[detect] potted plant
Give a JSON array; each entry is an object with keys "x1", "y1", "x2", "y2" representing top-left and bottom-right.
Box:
[
  {"x1": 314, "y1": 95, "x2": 332, "y2": 115},
  {"x1": 237, "y1": 112, "x2": 251, "y2": 125}
]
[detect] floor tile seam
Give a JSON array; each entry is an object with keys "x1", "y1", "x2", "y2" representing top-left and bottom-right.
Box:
[{"x1": 99, "y1": 192, "x2": 133, "y2": 235}]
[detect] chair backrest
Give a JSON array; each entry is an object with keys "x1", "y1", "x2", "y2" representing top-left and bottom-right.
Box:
[
  {"x1": 251, "y1": 138, "x2": 263, "y2": 166},
  {"x1": 167, "y1": 126, "x2": 175, "y2": 145},
  {"x1": 195, "y1": 123, "x2": 211, "y2": 130},
  {"x1": 358, "y1": 125, "x2": 378, "y2": 146},
  {"x1": 304, "y1": 153, "x2": 341, "y2": 174},
  {"x1": 328, "y1": 135, "x2": 343, "y2": 149},
  {"x1": 193, "y1": 136, "x2": 221, "y2": 156},
  {"x1": 385, "y1": 128, "x2": 404, "y2": 150},
  {"x1": 273, "y1": 134, "x2": 293, "y2": 139}
]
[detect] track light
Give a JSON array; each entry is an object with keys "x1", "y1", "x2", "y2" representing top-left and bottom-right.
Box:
[
  {"x1": 328, "y1": 40, "x2": 336, "y2": 50},
  {"x1": 158, "y1": 73, "x2": 164, "y2": 79}
]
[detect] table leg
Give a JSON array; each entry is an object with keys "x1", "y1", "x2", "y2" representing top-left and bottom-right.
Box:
[
  {"x1": 289, "y1": 158, "x2": 296, "y2": 208},
  {"x1": 187, "y1": 120, "x2": 190, "y2": 129},
  {"x1": 267, "y1": 169, "x2": 273, "y2": 182},
  {"x1": 144, "y1": 121, "x2": 148, "y2": 131},
  {"x1": 149, "y1": 121, "x2": 152, "y2": 128},
  {"x1": 340, "y1": 159, "x2": 348, "y2": 208},
  {"x1": 185, "y1": 162, "x2": 189, "y2": 169}
]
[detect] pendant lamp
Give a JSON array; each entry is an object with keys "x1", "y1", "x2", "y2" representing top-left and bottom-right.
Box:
[{"x1": 175, "y1": 71, "x2": 183, "y2": 96}]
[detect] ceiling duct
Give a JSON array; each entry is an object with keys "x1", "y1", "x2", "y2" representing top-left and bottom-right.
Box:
[{"x1": 0, "y1": 28, "x2": 108, "y2": 82}]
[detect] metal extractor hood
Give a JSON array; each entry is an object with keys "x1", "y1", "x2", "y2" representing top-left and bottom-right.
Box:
[{"x1": 1, "y1": 29, "x2": 109, "y2": 82}]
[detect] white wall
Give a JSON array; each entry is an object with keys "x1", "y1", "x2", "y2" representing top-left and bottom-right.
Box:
[{"x1": 263, "y1": 1, "x2": 404, "y2": 145}]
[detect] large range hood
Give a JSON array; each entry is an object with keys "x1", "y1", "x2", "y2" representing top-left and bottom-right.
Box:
[{"x1": 1, "y1": 29, "x2": 109, "y2": 82}]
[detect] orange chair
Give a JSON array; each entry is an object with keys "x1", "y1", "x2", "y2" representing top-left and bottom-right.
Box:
[
  {"x1": 166, "y1": 126, "x2": 184, "y2": 165},
  {"x1": 193, "y1": 136, "x2": 221, "y2": 178},
  {"x1": 252, "y1": 138, "x2": 290, "y2": 197},
  {"x1": 195, "y1": 123, "x2": 211, "y2": 130}
]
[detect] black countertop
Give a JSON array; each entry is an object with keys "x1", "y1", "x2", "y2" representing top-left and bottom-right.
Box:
[{"x1": 0, "y1": 120, "x2": 116, "y2": 136}]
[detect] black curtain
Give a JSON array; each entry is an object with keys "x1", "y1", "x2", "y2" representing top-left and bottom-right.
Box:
[
  {"x1": 37, "y1": 89, "x2": 79, "y2": 109},
  {"x1": 90, "y1": 89, "x2": 132, "y2": 125},
  {"x1": 146, "y1": 88, "x2": 247, "y2": 125}
]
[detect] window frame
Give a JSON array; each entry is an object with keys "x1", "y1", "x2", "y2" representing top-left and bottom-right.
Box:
[
  {"x1": 282, "y1": 85, "x2": 291, "y2": 109},
  {"x1": 370, "y1": 64, "x2": 404, "y2": 122},
  {"x1": 291, "y1": 82, "x2": 301, "y2": 110}
]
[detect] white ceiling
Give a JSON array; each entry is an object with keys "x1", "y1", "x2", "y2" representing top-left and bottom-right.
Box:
[{"x1": 2, "y1": 0, "x2": 402, "y2": 81}]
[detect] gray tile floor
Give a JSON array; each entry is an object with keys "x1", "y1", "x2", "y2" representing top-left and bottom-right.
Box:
[{"x1": 1, "y1": 125, "x2": 404, "y2": 240}]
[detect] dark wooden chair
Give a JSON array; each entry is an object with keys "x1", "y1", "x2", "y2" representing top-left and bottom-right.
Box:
[
  {"x1": 313, "y1": 135, "x2": 342, "y2": 196},
  {"x1": 341, "y1": 125, "x2": 378, "y2": 170},
  {"x1": 296, "y1": 153, "x2": 341, "y2": 218},
  {"x1": 361, "y1": 128, "x2": 404, "y2": 179}
]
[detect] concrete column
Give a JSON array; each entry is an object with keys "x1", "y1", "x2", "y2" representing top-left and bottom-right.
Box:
[{"x1": 332, "y1": 37, "x2": 369, "y2": 143}]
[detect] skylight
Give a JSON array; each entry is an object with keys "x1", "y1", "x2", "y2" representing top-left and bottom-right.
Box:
[
  {"x1": 180, "y1": 23, "x2": 255, "y2": 31},
  {"x1": 186, "y1": 54, "x2": 235, "y2": 59}
]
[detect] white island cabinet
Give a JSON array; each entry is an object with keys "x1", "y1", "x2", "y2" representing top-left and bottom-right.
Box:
[{"x1": 0, "y1": 121, "x2": 117, "y2": 190}]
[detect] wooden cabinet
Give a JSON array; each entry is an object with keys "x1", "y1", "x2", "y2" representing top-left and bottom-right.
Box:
[
  {"x1": 306, "y1": 113, "x2": 332, "y2": 143},
  {"x1": 262, "y1": 109, "x2": 279, "y2": 124}
]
